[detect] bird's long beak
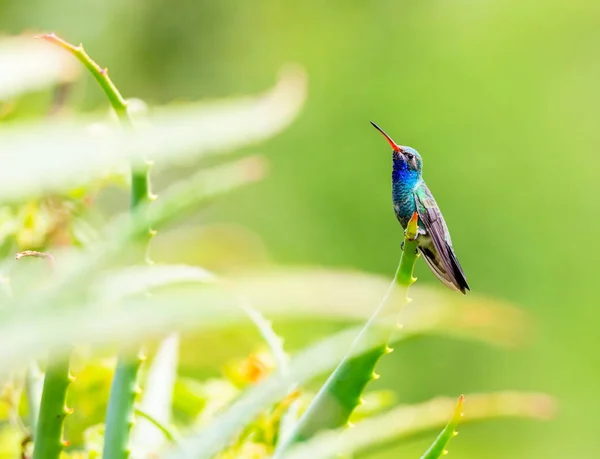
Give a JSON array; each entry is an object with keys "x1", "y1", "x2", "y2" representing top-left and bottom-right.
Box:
[{"x1": 370, "y1": 121, "x2": 401, "y2": 151}]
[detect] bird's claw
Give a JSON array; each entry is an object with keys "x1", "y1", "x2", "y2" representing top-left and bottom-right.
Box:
[
  {"x1": 403, "y1": 228, "x2": 423, "y2": 241},
  {"x1": 402, "y1": 227, "x2": 424, "y2": 252}
]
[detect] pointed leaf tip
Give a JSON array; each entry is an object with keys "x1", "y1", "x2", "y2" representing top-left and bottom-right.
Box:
[
  {"x1": 34, "y1": 32, "x2": 80, "y2": 55},
  {"x1": 406, "y1": 212, "x2": 419, "y2": 240},
  {"x1": 455, "y1": 395, "x2": 465, "y2": 419},
  {"x1": 34, "y1": 32, "x2": 56, "y2": 41},
  {"x1": 420, "y1": 394, "x2": 465, "y2": 459},
  {"x1": 35, "y1": 33, "x2": 58, "y2": 43}
]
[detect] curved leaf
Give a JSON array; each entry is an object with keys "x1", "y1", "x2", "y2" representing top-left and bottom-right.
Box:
[
  {"x1": 228, "y1": 268, "x2": 530, "y2": 348},
  {"x1": 163, "y1": 325, "x2": 390, "y2": 459},
  {"x1": 0, "y1": 65, "x2": 305, "y2": 201},
  {"x1": 275, "y1": 214, "x2": 420, "y2": 452},
  {"x1": 7, "y1": 156, "x2": 266, "y2": 314},
  {"x1": 282, "y1": 392, "x2": 555, "y2": 459},
  {"x1": 131, "y1": 334, "x2": 180, "y2": 457},
  {"x1": 0, "y1": 263, "x2": 529, "y2": 381},
  {"x1": 420, "y1": 395, "x2": 464, "y2": 459}
]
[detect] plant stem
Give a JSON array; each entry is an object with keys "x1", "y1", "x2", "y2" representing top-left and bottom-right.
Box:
[
  {"x1": 276, "y1": 213, "x2": 420, "y2": 451},
  {"x1": 38, "y1": 33, "x2": 153, "y2": 459},
  {"x1": 31, "y1": 356, "x2": 73, "y2": 459}
]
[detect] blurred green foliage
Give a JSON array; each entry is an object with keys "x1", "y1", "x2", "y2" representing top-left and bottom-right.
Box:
[{"x1": 1, "y1": 0, "x2": 596, "y2": 457}]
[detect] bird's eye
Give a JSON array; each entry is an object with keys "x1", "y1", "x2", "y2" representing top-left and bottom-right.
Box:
[{"x1": 405, "y1": 153, "x2": 414, "y2": 160}]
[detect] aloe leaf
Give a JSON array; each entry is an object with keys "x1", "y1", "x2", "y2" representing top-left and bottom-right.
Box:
[
  {"x1": 105, "y1": 352, "x2": 144, "y2": 459},
  {"x1": 43, "y1": 35, "x2": 155, "y2": 459},
  {"x1": 0, "y1": 65, "x2": 305, "y2": 202},
  {"x1": 229, "y1": 268, "x2": 528, "y2": 348},
  {"x1": 131, "y1": 334, "x2": 180, "y2": 457},
  {"x1": 162, "y1": 324, "x2": 392, "y2": 459},
  {"x1": 281, "y1": 392, "x2": 555, "y2": 459},
  {"x1": 0, "y1": 260, "x2": 527, "y2": 379},
  {"x1": 0, "y1": 285, "x2": 238, "y2": 375},
  {"x1": 8, "y1": 156, "x2": 265, "y2": 316},
  {"x1": 14, "y1": 251, "x2": 74, "y2": 459},
  {"x1": 275, "y1": 214, "x2": 420, "y2": 452},
  {"x1": 420, "y1": 395, "x2": 464, "y2": 459},
  {"x1": 0, "y1": 269, "x2": 539, "y2": 459},
  {"x1": 31, "y1": 355, "x2": 73, "y2": 459},
  {"x1": 37, "y1": 34, "x2": 135, "y2": 125},
  {"x1": 0, "y1": 35, "x2": 79, "y2": 101}
]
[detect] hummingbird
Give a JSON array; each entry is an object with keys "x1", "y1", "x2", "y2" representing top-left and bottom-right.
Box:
[{"x1": 370, "y1": 121, "x2": 470, "y2": 294}]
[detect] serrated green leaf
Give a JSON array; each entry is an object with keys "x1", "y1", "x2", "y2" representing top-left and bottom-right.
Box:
[
  {"x1": 281, "y1": 392, "x2": 555, "y2": 459},
  {"x1": 0, "y1": 259, "x2": 528, "y2": 381},
  {"x1": 420, "y1": 395, "x2": 464, "y2": 459},
  {"x1": 275, "y1": 221, "x2": 419, "y2": 453},
  {"x1": 0, "y1": 283, "x2": 237, "y2": 376},
  {"x1": 0, "y1": 66, "x2": 305, "y2": 202},
  {"x1": 163, "y1": 325, "x2": 390, "y2": 459},
  {"x1": 0, "y1": 261, "x2": 542, "y2": 458},
  {"x1": 6, "y1": 155, "x2": 266, "y2": 315},
  {"x1": 229, "y1": 268, "x2": 530, "y2": 348}
]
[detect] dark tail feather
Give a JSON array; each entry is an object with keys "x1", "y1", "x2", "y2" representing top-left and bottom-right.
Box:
[
  {"x1": 419, "y1": 245, "x2": 470, "y2": 294},
  {"x1": 448, "y1": 249, "x2": 470, "y2": 294}
]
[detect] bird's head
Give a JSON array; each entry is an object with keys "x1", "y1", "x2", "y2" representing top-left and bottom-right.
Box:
[{"x1": 370, "y1": 121, "x2": 423, "y2": 178}]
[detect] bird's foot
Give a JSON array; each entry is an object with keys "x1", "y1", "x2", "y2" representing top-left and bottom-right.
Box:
[
  {"x1": 403, "y1": 228, "x2": 424, "y2": 240},
  {"x1": 402, "y1": 227, "x2": 424, "y2": 253}
]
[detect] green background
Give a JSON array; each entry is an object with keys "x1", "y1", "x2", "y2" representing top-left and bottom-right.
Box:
[{"x1": 2, "y1": 0, "x2": 598, "y2": 457}]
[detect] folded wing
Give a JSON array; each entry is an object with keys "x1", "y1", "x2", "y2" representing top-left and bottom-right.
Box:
[{"x1": 414, "y1": 186, "x2": 470, "y2": 294}]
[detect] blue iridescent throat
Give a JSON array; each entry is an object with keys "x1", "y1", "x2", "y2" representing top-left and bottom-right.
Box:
[{"x1": 392, "y1": 158, "x2": 420, "y2": 202}]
